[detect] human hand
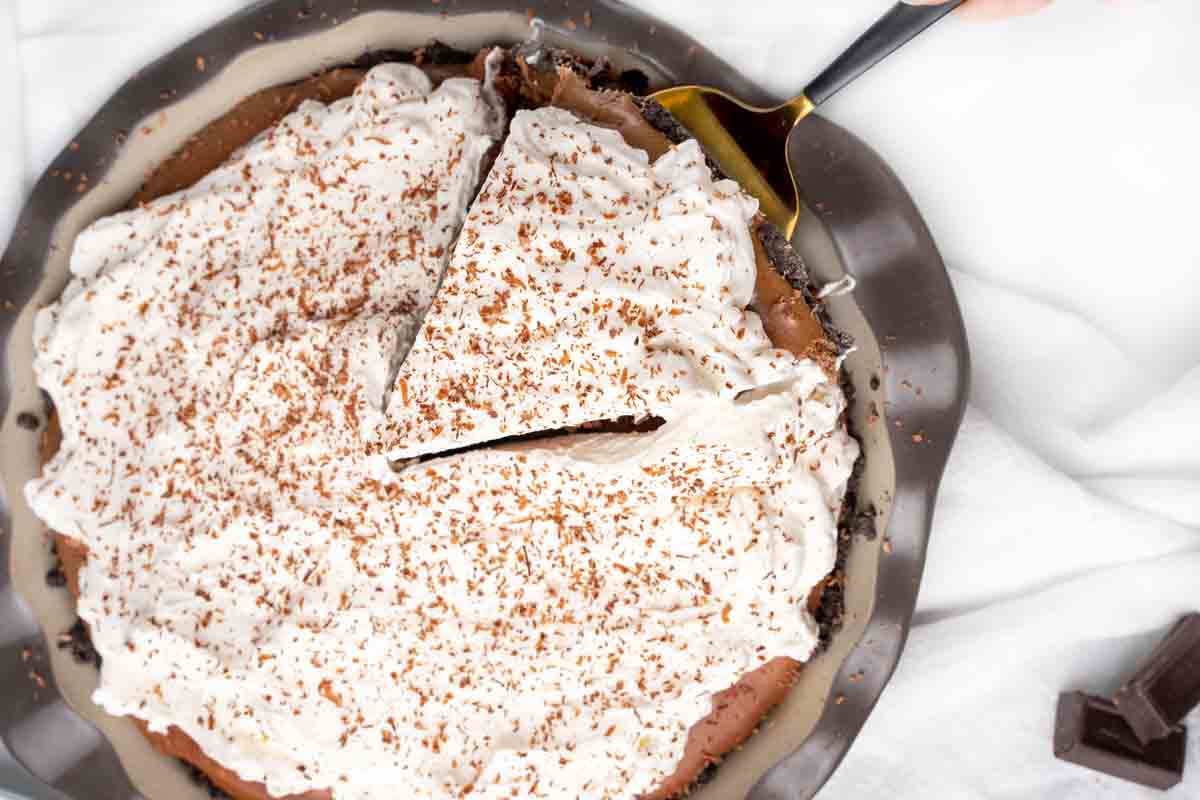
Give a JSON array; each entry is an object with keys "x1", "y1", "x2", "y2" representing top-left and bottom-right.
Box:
[{"x1": 908, "y1": 0, "x2": 1053, "y2": 20}]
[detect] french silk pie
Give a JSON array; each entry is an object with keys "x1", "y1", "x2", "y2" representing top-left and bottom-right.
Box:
[{"x1": 27, "y1": 44, "x2": 860, "y2": 800}]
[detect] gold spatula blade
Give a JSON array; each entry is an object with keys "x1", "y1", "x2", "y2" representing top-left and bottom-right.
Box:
[
  {"x1": 650, "y1": 1, "x2": 964, "y2": 241},
  {"x1": 650, "y1": 88, "x2": 813, "y2": 238}
]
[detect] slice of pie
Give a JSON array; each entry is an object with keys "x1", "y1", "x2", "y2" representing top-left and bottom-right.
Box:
[{"x1": 28, "y1": 46, "x2": 859, "y2": 800}]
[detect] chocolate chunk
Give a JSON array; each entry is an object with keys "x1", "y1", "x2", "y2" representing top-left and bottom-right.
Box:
[
  {"x1": 44, "y1": 566, "x2": 68, "y2": 588},
  {"x1": 184, "y1": 762, "x2": 233, "y2": 800},
  {"x1": 849, "y1": 505, "x2": 878, "y2": 541},
  {"x1": 56, "y1": 619, "x2": 101, "y2": 668},
  {"x1": 1054, "y1": 692, "x2": 1185, "y2": 790},
  {"x1": 1115, "y1": 613, "x2": 1200, "y2": 744},
  {"x1": 618, "y1": 68, "x2": 650, "y2": 95}
]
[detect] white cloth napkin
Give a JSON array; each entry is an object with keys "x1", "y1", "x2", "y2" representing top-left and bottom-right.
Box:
[{"x1": 1, "y1": 1, "x2": 1197, "y2": 797}]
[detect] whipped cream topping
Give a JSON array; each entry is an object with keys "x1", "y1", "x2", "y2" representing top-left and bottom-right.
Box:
[
  {"x1": 376, "y1": 107, "x2": 803, "y2": 460},
  {"x1": 26, "y1": 81, "x2": 858, "y2": 800}
]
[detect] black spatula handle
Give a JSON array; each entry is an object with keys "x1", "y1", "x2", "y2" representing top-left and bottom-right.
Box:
[{"x1": 804, "y1": 1, "x2": 965, "y2": 107}]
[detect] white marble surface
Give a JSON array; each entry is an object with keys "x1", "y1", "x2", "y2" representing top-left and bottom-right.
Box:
[{"x1": 1, "y1": 1, "x2": 1198, "y2": 798}]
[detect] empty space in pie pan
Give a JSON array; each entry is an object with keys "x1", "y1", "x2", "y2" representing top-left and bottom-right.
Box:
[{"x1": 0, "y1": 1, "x2": 969, "y2": 799}]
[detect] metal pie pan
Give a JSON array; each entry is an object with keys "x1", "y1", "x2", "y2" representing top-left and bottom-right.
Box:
[{"x1": 0, "y1": 1, "x2": 969, "y2": 798}]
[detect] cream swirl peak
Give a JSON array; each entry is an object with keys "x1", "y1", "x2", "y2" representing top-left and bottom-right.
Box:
[{"x1": 26, "y1": 71, "x2": 858, "y2": 800}]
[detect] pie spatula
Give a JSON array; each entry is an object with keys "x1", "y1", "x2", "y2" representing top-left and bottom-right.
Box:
[{"x1": 651, "y1": 1, "x2": 964, "y2": 239}]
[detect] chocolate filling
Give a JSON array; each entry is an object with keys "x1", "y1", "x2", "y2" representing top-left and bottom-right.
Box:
[
  {"x1": 40, "y1": 44, "x2": 859, "y2": 800},
  {"x1": 398, "y1": 415, "x2": 668, "y2": 470}
]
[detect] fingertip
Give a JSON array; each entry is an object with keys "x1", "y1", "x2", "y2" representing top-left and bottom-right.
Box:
[{"x1": 957, "y1": 0, "x2": 1054, "y2": 21}]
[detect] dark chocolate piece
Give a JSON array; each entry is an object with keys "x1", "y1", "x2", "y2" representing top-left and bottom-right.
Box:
[
  {"x1": 1115, "y1": 613, "x2": 1200, "y2": 744},
  {"x1": 44, "y1": 565, "x2": 67, "y2": 588},
  {"x1": 184, "y1": 762, "x2": 233, "y2": 800},
  {"x1": 1054, "y1": 692, "x2": 1185, "y2": 791}
]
